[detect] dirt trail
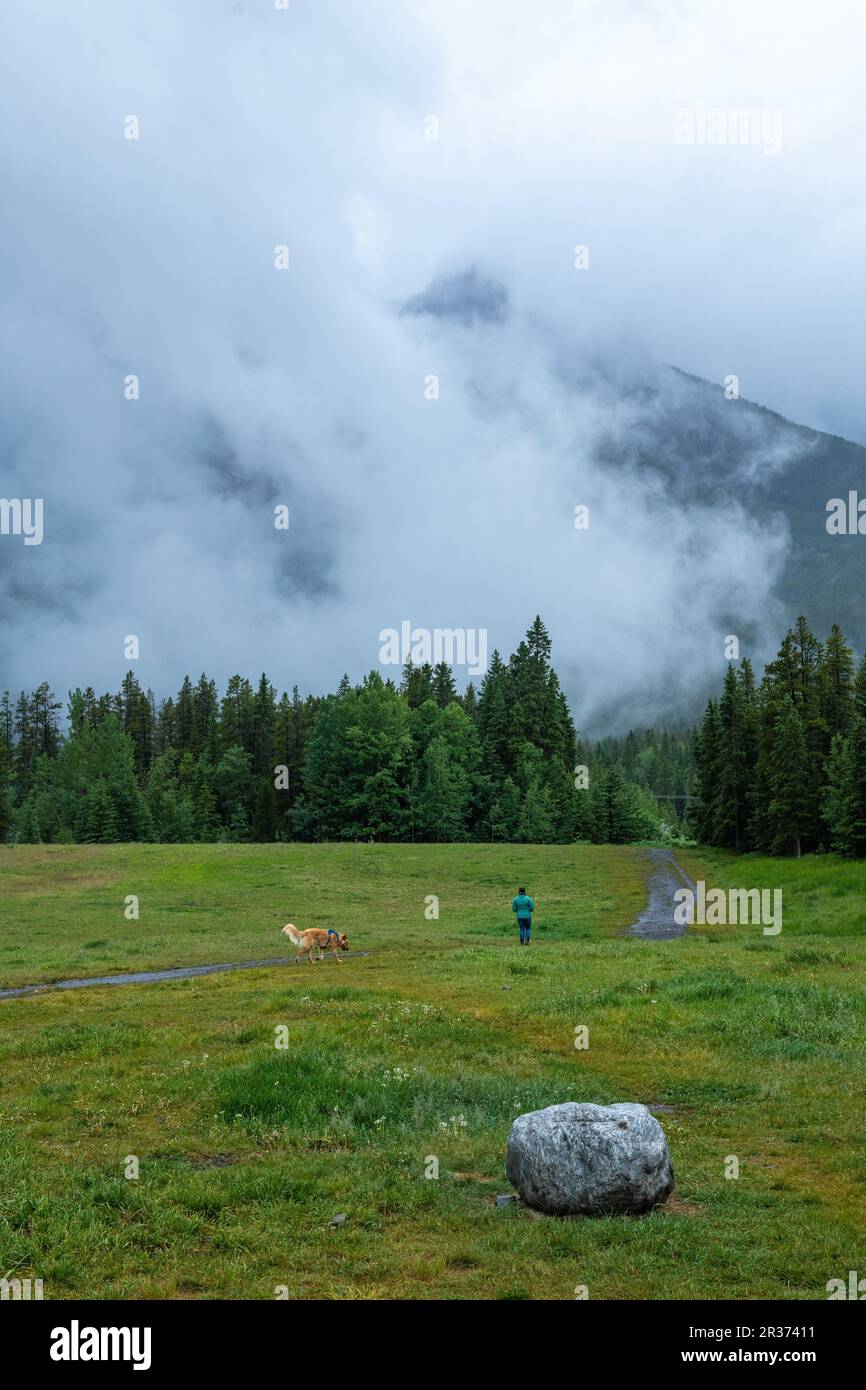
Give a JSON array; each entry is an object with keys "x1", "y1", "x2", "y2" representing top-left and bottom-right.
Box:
[
  {"x1": 0, "y1": 953, "x2": 369, "y2": 1002},
  {"x1": 626, "y1": 847, "x2": 696, "y2": 940}
]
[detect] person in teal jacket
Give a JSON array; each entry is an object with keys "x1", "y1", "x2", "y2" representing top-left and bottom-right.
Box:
[{"x1": 512, "y1": 886, "x2": 535, "y2": 945}]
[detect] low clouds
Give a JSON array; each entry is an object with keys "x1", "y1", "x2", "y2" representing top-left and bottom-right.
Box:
[{"x1": 0, "y1": 1, "x2": 861, "y2": 732}]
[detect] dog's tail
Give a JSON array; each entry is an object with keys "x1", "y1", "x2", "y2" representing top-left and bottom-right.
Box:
[{"x1": 282, "y1": 923, "x2": 303, "y2": 945}]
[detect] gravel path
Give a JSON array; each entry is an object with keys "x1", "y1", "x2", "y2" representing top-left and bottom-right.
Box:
[
  {"x1": 626, "y1": 847, "x2": 696, "y2": 940},
  {"x1": 0, "y1": 953, "x2": 369, "y2": 1002}
]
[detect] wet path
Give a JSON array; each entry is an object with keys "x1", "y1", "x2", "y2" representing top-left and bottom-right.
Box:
[
  {"x1": 0, "y1": 953, "x2": 369, "y2": 1002},
  {"x1": 626, "y1": 848, "x2": 696, "y2": 940}
]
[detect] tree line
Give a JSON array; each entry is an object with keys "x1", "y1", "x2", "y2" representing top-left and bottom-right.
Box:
[
  {"x1": 694, "y1": 616, "x2": 866, "y2": 857},
  {"x1": 0, "y1": 617, "x2": 673, "y2": 846}
]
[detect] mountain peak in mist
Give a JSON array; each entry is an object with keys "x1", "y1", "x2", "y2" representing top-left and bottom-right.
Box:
[{"x1": 401, "y1": 266, "x2": 509, "y2": 327}]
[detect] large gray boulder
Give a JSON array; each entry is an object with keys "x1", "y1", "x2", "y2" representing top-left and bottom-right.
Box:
[{"x1": 505, "y1": 1102, "x2": 674, "y2": 1216}]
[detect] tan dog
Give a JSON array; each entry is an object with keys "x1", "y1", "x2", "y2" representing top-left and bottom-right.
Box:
[{"x1": 282, "y1": 922, "x2": 349, "y2": 964}]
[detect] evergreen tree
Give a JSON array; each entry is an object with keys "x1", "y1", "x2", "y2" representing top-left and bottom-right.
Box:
[
  {"x1": 715, "y1": 665, "x2": 748, "y2": 849},
  {"x1": 31, "y1": 682, "x2": 62, "y2": 759},
  {"x1": 226, "y1": 805, "x2": 249, "y2": 842},
  {"x1": 821, "y1": 625, "x2": 854, "y2": 738},
  {"x1": 13, "y1": 691, "x2": 35, "y2": 797},
  {"x1": 118, "y1": 670, "x2": 155, "y2": 777},
  {"x1": 431, "y1": 661, "x2": 458, "y2": 708},
  {"x1": 214, "y1": 745, "x2": 256, "y2": 833},
  {"x1": 517, "y1": 778, "x2": 554, "y2": 843},
  {"x1": 823, "y1": 718, "x2": 866, "y2": 857},
  {"x1": 477, "y1": 650, "x2": 512, "y2": 779},
  {"x1": 606, "y1": 767, "x2": 641, "y2": 844},
  {"x1": 111, "y1": 774, "x2": 153, "y2": 841},
  {"x1": 762, "y1": 619, "x2": 826, "y2": 848},
  {"x1": 489, "y1": 777, "x2": 520, "y2": 841},
  {"x1": 191, "y1": 758, "x2": 220, "y2": 842},
  {"x1": 0, "y1": 691, "x2": 14, "y2": 748},
  {"x1": 272, "y1": 691, "x2": 293, "y2": 833},
  {"x1": 251, "y1": 777, "x2": 278, "y2": 842},
  {"x1": 400, "y1": 660, "x2": 434, "y2": 708},
  {"x1": 590, "y1": 764, "x2": 645, "y2": 844},
  {"x1": 622, "y1": 730, "x2": 639, "y2": 779},
  {"x1": 854, "y1": 652, "x2": 866, "y2": 722},
  {"x1": 823, "y1": 732, "x2": 858, "y2": 856},
  {"x1": 736, "y1": 658, "x2": 759, "y2": 848},
  {"x1": 301, "y1": 673, "x2": 410, "y2": 840},
  {"x1": 766, "y1": 698, "x2": 810, "y2": 857},
  {"x1": 193, "y1": 674, "x2": 220, "y2": 761},
  {"x1": 252, "y1": 674, "x2": 276, "y2": 778},
  {"x1": 220, "y1": 675, "x2": 256, "y2": 756},
  {"x1": 14, "y1": 796, "x2": 42, "y2": 844},
  {"x1": 573, "y1": 785, "x2": 595, "y2": 841},
  {"x1": 81, "y1": 782, "x2": 121, "y2": 844},
  {"x1": 508, "y1": 616, "x2": 575, "y2": 767},
  {"x1": 156, "y1": 695, "x2": 178, "y2": 754},
  {"x1": 693, "y1": 700, "x2": 722, "y2": 843},
  {"x1": 415, "y1": 736, "x2": 469, "y2": 841},
  {"x1": 176, "y1": 675, "x2": 197, "y2": 754},
  {"x1": 0, "y1": 721, "x2": 12, "y2": 842}
]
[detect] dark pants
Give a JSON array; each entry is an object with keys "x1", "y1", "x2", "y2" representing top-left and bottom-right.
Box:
[{"x1": 518, "y1": 917, "x2": 532, "y2": 943}]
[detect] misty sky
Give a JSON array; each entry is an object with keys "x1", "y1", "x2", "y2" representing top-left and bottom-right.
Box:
[{"x1": 1, "y1": 0, "x2": 864, "y2": 732}]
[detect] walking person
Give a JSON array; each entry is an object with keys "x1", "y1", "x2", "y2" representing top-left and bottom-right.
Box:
[{"x1": 512, "y1": 885, "x2": 535, "y2": 945}]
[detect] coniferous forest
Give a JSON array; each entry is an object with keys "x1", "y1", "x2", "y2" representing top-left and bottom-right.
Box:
[
  {"x1": 0, "y1": 618, "x2": 671, "y2": 847},
  {"x1": 2, "y1": 613, "x2": 862, "y2": 856},
  {"x1": 694, "y1": 616, "x2": 866, "y2": 858}
]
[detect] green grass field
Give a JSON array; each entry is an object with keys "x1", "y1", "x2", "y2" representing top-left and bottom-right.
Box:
[{"x1": 1, "y1": 842, "x2": 864, "y2": 1300}]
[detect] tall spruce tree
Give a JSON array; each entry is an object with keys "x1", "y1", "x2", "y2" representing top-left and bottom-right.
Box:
[
  {"x1": 736, "y1": 658, "x2": 759, "y2": 848},
  {"x1": 766, "y1": 697, "x2": 810, "y2": 857},
  {"x1": 823, "y1": 717, "x2": 866, "y2": 856},
  {"x1": 477, "y1": 650, "x2": 511, "y2": 778},
  {"x1": 431, "y1": 661, "x2": 458, "y2": 708},
  {"x1": 693, "y1": 699, "x2": 722, "y2": 843},
  {"x1": 821, "y1": 625, "x2": 854, "y2": 738},
  {"x1": 715, "y1": 666, "x2": 748, "y2": 849},
  {"x1": 0, "y1": 715, "x2": 12, "y2": 842}
]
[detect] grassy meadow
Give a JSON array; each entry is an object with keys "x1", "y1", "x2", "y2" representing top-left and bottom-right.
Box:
[{"x1": 0, "y1": 841, "x2": 863, "y2": 1300}]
